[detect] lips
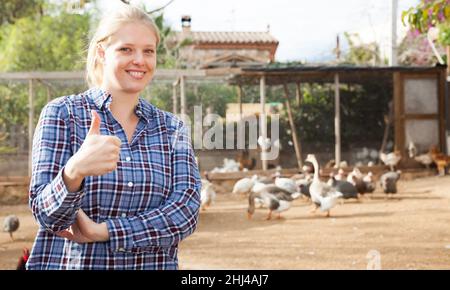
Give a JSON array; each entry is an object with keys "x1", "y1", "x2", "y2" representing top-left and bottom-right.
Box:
[{"x1": 126, "y1": 70, "x2": 146, "y2": 79}]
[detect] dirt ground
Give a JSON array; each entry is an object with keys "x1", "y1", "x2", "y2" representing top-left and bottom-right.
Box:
[{"x1": 1, "y1": 175, "x2": 450, "y2": 270}]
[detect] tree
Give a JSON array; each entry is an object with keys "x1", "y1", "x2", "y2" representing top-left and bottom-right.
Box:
[
  {"x1": 398, "y1": 29, "x2": 445, "y2": 65},
  {"x1": 152, "y1": 13, "x2": 192, "y2": 69},
  {"x1": 402, "y1": 0, "x2": 449, "y2": 37},
  {"x1": 403, "y1": 0, "x2": 450, "y2": 67},
  {"x1": 0, "y1": 12, "x2": 90, "y2": 71},
  {"x1": 0, "y1": 0, "x2": 44, "y2": 25},
  {"x1": 341, "y1": 32, "x2": 384, "y2": 66}
]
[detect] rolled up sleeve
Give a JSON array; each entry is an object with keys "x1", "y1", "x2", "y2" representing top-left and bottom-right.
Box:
[{"x1": 29, "y1": 101, "x2": 84, "y2": 233}]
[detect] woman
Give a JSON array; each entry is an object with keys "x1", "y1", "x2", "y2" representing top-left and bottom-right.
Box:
[{"x1": 27, "y1": 4, "x2": 201, "y2": 270}]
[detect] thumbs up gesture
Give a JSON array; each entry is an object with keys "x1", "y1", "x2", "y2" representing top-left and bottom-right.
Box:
[{"x1": 64, "y1": 110, "x2": 122, "y2": 183}]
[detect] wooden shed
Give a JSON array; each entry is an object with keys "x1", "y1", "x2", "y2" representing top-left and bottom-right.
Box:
[{"x1": 228, "y1": 64, "x2": 448, "y2": 168}]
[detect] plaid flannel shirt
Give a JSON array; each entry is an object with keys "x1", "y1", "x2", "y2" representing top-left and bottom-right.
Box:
[{"x1": 27, "y1": 88, "x2": 201, "y2": 270}]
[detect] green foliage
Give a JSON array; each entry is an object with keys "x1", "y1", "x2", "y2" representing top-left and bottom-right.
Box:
[
  {"x1": 0, "y1": 13, "x2": 90, "y2": 71},
  {"x1": 341, "y1": 32, "x2": 383, "y2": 65},
  {"x1": 438, "y1": 22, "x2": 450, "y2": 44},
  {"x1": 402, "y1": 0, "x2": 449, "y2": 32},
  {"x1": 273, "y1": 82, "x2": 390, "y2": 150},
  {"x1": 150, "y1": 13, "x2": 192, "y2": 68},
  {"x1": 0, "y1": 0, "x2": 44, "y2": 25},
  {"x1": 402, "y1": 0, "x2": 450, "y2": 45}
]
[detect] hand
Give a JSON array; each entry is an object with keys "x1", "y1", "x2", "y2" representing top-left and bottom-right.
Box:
[
  {"x1": 55, "y1": 218, "x2": 94, "y2": 243},
  {"x1": 65, "y1": 110, "x2": 122, "y2": 180},
  {"x1": 56, "y1": 209, "x2": 109, "y2": 243}
]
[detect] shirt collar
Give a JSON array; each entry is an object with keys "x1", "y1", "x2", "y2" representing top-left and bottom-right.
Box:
[
  {"x1": 85, "y1": 87, "x2": 155, "y2": 123},
  {"x1": 135, "y1": 97, "x2": 155, "y2": 123},
  {"x1": 87, "y1": 87, "x2": 112, "y2": 110}
]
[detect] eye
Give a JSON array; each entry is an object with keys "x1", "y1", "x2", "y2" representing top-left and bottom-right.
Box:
[
  {"x1": 119, "y1": 47, "x2": 132, "y2": 53},
  {"x1": 144, "y1": 49, "x2": 155, "y2": 55}
]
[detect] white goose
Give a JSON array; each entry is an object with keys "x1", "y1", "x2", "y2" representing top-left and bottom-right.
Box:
[
  {"x1": 305, "y1": 154, "x2": 343, "y2": 217},
  {"x1": 200, "y1": 180, "x2": 216, "y2": 211},
  {"x1": 274, "y1": 177, "x2": 299, "y2": 194},
  {"x1": 232, "y1": 175, "x2": 258, "y2": 195}
]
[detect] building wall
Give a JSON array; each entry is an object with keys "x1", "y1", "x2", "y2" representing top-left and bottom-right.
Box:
[{"x1": 179, "y1": 47, "x2": 272, "y2": 68}]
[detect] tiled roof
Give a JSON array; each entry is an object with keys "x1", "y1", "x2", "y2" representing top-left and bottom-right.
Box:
[{"x1": 173, "y1": 31, "x2": 279, "y2": 45}]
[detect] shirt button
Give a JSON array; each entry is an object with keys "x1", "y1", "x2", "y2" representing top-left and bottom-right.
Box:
[
  {"x1": 125, "y1": 157, "x2": 131, "y2": 162},
  {"x1": 121, "y1": 213, "x2": 127, "y2": 218},
  {"x1": 127, "y1": 182, "x2": 133, "y2": 187},
  {"x1": 118, "y1": 248, "x2": 125, "y2": 252}
]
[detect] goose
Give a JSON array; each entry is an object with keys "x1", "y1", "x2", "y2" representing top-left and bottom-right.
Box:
[
  {"x1": 252, "y1": 181, "x2": 272, "y2": 194},
  {"x1": 200, "y1": 180, "x2": 216, "y2": 211},
  {"x1": 232, "y1": 175, "x2": 258, "y2": 194},
  {"x1": 305, "y1": 154, "x2": 343, "y2": 217},
  {"x1": 296, "y1": 179, "x2": 311, "y2": 199},
  {"x1": 247, "y1": 187, "x2": 301, "y2": 220},
  {"x1": 327, "y1": 175, "x2": 358, "y2": 200},
  {"x1": 274, "y1": 177, "x2": 299, "y2": 194},
  {"x1": 3, "y1": 215, "x2": 19, "y2": 240}
]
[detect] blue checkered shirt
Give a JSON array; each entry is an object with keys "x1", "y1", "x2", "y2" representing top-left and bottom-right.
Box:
[{"x1": 27, "y1": 88, "x2": 201, "y2": 270}]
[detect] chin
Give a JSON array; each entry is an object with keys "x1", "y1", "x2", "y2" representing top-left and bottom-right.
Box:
[{"x1": 123, "y1": 86, "x2": 145, "y2": 94}]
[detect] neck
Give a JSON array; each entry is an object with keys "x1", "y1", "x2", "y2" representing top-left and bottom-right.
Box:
[
  {"x1": 248, "y1": 192, "x2": 258, "y2": 214},
  {"x1": 102, "y1": 86, "x2": 140, "y2": 121},
  {"x1": 311, "y1": 159, "x2": 320, "y2": 181}
]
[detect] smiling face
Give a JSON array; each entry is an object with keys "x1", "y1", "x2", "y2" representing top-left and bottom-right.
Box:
[{"x1": 99, "y1": 22, "x2": 157, "y2": 97}]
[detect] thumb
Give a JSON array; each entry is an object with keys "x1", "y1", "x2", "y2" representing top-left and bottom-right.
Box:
[{"x1": 87, "y1": 110, "x2": 101, "y2": 136}]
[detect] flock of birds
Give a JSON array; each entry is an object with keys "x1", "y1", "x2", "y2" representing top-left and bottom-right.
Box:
[
  {"x1": 1, "y1": 143, "x2": 447, "y2": 269},
  {"x1": 200, "y1": 152, "x2": 405, "y2": 220}
]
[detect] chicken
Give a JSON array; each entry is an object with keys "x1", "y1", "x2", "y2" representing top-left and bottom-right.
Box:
[
  {"x1": 237, "y1": 149, "x2": 256, "y2": 171},
  {"x1": 16, "y1": 248, "x2": 30, "y2": 270},
  {"x1": 414, "y1": 153, "x2": 434, "y2": 169},
  {"x1": 429, "y1": 146, "x2": 450, "y2": 176},
  {"x1": 380, "y1": 171, "x2": 401, "y2": 198},
  {"x1": 3, "y1": 215, "x2": 19, "y2": 241},
  {"x1": 352, "y1": 175, "x2": 376, "y2": 197},
  {"x1": 408, "y1": 142, "x2": 417, "y2": 158},
  {"x1": 335, "y1": 168, "x2": 346, "y2": 181},
  {"x1": 380, "y1": 151, "x2": 401, "y2": 171}
]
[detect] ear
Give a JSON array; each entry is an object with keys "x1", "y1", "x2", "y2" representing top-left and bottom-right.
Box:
[{"x1": 96, "y1": 44, "x2": 106, "y2": 63}]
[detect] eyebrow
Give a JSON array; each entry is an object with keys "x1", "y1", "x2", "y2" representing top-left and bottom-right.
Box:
[{"x1": 119, "y1": 43, "x2": 156, "y2": 48}]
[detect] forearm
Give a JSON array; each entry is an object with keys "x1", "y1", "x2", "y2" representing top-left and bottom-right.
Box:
[
  {"x1": 106, "y1": 190, "x2": 200, "y2": 251},
  {"x1": 62, "y1": 157, "x2": 84, "y2": 193},
  {"x1": 29, "y1": 170, "x2": 85, "y2": 232}
]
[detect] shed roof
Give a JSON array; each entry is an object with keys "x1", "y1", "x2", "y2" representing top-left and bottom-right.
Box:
[{"x1": 228, "y1": 64, "x2": 447, "y2": 85}]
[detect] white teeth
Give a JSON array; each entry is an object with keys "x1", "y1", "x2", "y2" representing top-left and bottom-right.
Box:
[{"x1": 127, "y1": 71, "x2": 145, "y2": 78}]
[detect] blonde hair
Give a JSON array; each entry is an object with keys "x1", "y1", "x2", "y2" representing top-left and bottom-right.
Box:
[{"x1": 86, "y1": 4, "x2": 160, "y2": 88}]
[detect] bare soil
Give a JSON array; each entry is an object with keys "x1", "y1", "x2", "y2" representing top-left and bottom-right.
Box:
[{"x1": 1, "y1": 175, "x2": 450, "y2": 269}]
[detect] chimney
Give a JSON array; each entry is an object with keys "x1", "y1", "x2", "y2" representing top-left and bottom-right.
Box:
[{"x1": 181, "y1": 15, "x2": 191, "y2": 33}]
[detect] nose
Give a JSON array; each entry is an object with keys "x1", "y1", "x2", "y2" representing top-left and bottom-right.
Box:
[{"x1": 132, "y1": 51, "x2": 145, "y2": 65}]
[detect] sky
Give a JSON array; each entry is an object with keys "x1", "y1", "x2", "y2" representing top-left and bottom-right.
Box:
[{"x1": 98, "y1": 0, "x2": 420, "y2": 62}]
